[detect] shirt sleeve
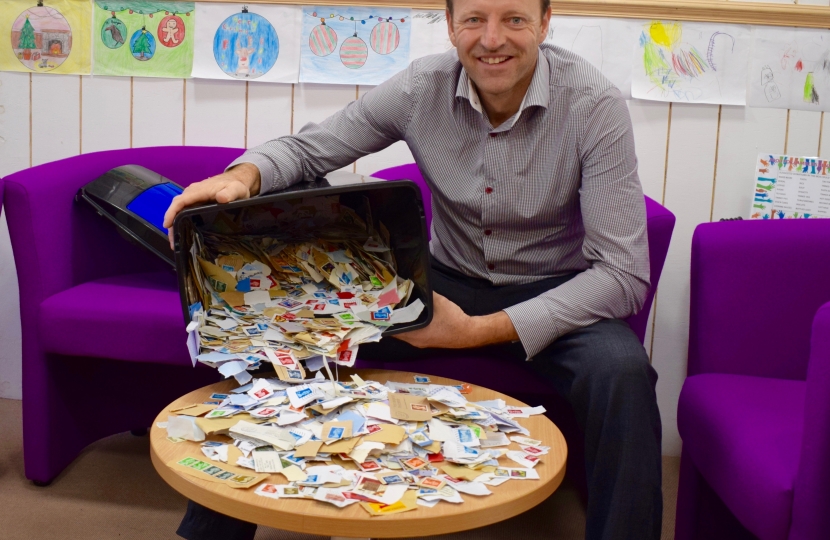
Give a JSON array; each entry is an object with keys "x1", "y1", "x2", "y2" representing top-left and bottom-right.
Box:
[
  {"x1": 502, "y1": 86, "x2": 650, "y2": 359},
  {"x1": 225, "y1": 64, "x2": 419, "y2": 194}
]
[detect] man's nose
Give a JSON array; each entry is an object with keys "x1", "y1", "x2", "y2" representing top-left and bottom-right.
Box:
[{"x1": 481, "y1": 19, "x2": 506, "y2": 50}]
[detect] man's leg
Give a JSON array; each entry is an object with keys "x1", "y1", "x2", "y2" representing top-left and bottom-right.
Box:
[
  {"x1": 525, "y1": 319, "x2": 663, "y2": 540},
  {"x1": 176, "y1": 500, "x2": 257, "y2": 540}
]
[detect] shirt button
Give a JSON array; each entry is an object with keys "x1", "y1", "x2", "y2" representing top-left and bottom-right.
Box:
[
  {"x1": 484, "y1": 229, "x2": 492, "y2": 236},
  {"x1": 485, "y1": 187, "x2": 493, "y2": 194},
  {"x1": 487, "y1": 263, "x2": 495, "y2": 271},
  {"x1": 489, "y1": 132, "x2": 498, "y2": 137}
]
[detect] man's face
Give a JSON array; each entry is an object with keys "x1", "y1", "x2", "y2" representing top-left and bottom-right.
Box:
[{"x1": 447, "y1": 0, "x2": 550, "y2": 100}]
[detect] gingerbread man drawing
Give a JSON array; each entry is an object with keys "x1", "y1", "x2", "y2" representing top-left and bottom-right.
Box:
[
  {"x1": 236, "y1": 35, "x2": 255, "y2": 77},
  {"x1": 162, "y1": 18, "x2": 179, "y2": 45}
]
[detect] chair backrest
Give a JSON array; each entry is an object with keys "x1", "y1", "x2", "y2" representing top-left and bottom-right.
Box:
[
  {"x1": 689, "y1": 219, "x2": 830, "y2": 379},
  {"x1": 371, "y1": 163, "x2": 676, "y2": 345},
  {"x1": 4, "y1": 146, "x2": 245, "y2": 310}
]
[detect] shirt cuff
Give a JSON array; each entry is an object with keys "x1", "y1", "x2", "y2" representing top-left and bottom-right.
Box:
[
  {"x1": 502, "y1": 297, "x2": 561, "y2": 360},
  {"x1": 225, "y1": 152, "x2": 279, "y2": 195}
]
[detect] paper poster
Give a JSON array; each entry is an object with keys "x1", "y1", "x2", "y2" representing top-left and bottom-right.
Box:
[
  {"x1": 749, "y1": 153, "x2": 830, "y2": 220},
  {"x1": 545, "y1": 16, "x2": 640, "y2": 99},
  {"x1": 300, "y1": 6, "x2": 412, "y2": 86},
  {"x1": 748, "y1": 27, "x2": 830, "y2": 112},
  {"x1": 93, "y1": 1, "x2": 194, "y2": 78},
  {"x1": 0, "y1": 0, "x2": 91, "y2": 74},
  {"x1": 632, "y1": 20, "x2": 750, "y2": 105},
  {"x1": 191, "y1": 3, "x2": 301, "y2": 83},
  {"x1": 410, "y1": 10, "x2": 453, "y2": 62}
]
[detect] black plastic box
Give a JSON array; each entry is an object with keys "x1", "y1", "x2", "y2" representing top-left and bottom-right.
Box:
[{"x1": 172, "y1": 171, "x2": 433, "y2": 334}]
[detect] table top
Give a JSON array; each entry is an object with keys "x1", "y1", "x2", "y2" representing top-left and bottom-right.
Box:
[{"x1": 150, "y1": 368, "x2": 567, "y2": 539}]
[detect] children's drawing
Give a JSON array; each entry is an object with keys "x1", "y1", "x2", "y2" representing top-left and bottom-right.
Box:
[
  {"x1": 0, "y1": 0, "x2": 91, "y2": 74},
  {"x1": 11, "y1": 4, "x2": 71, "y2": 72},
  {"x1": 409, "y1": 10, "x2": 454, "y2": 62},
  {"x1": 93, "y1": 2, "x2": 193, "y2": 77},
  {"x1": 213, "y1": 7, "x2": 278, "y2": 79},
  {"x1": 632, "y1": 21, "x2": 749, "y2": 105},
  {"x1": 192, "y1": 3, "x2": 301, "y2": 83},
  {"x1": 748, "y1": 153, "x2": 830, "y2": 220},
  {"x1": 545, "y1": 16, "x2": 638, "y2": 99},
  {"x1": 749, "y1": 27, "x2": 830, "y2": 111},
  {"x1": 300, "y1": 6, "x2": 412, "y2": 86}
]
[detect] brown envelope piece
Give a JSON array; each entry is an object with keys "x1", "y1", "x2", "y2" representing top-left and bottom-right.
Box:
[
  {"x1": 171, "y1": 403, "x2": 217, "y2": 417},
  {"x1": 362, "y1": 424, "x2": 407, "y2": 445},
  {"x1": 389, "y1": 393, "x2": 432, "y2": 422},
  {"x1": 322, "y1": 436, "x2": 361, "y2": 454},
  {"x1": 322, "y1": 421, "x2": 353, "y2": 442},
  {"x1": 440, "y1": 463, "x2": 486, "y2": 481},
  {"x1": 293, "y1": 440, "x2": 324, "y2": 458}
]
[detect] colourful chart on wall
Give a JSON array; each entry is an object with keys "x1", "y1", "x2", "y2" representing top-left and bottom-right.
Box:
[
  {"x1": 300, "y1": 6, "x2": 412, "y2": 86},
  {"x1": 748, "y1": 27, "x2": 830, "y2": 112},
  {"x1": 749, "y1": 153, "x2": 830, "y2": 220},
  {"x1": 632, "y1": 20, "x2": 749, "y2": 105},
  {"x1": 0, "y1": 0, "x2": 91, "y2": 74},
  {"x1": 93, "y1": 1, "x2": 194, "y2": 78},
  {"x1": 191, "y1": 2, "x2": 301, "y2": 83}
]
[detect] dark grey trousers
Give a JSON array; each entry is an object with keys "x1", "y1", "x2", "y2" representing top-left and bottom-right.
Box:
[{"x1": 178, "y1": 259, "x2": 663, "y2": 540}]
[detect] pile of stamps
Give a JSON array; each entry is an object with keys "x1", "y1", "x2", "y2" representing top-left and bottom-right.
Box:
[
  {"x1": 163, "y1": 372, "x2": 548, "y2": 515},
  {"x1": 184, "y1": 194, "x2": 425, "y2": 384}
]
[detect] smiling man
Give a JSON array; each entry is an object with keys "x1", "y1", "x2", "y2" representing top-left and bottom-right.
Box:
[{"x1": 167, "y1": 1, "x2": 661, "y2": 539}]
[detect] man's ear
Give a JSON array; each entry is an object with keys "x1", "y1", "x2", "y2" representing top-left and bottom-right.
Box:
[
  {"x1": 446, "y1": 9, "x2": 457, "y2": 48},
  {"x1": 539, "y1": 7, "x2": 552, "y2": 45}
]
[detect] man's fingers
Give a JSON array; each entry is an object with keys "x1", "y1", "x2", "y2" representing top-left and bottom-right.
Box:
[{"x1": 215, "y1": 181, "x2": 249, "y2": 204}]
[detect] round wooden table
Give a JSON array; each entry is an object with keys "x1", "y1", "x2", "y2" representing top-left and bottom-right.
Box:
[{"x1": 150, "y1": 368, "x2": 567, "y2": 539}]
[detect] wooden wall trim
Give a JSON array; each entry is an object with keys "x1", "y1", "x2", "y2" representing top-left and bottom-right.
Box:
[{"x1": 196, "y1": 0, "x2": 830, "y2": 29}]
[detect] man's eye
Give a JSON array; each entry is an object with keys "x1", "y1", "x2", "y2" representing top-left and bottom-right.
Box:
[
  {"x1": 467, "y1": 17, "x2": 480, "y2": 23},
  {"x1": 510, "y1": 17, "x2": 523, "y2": 24}
]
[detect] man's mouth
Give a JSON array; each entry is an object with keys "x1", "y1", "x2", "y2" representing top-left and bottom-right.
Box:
[{"x1": 479, "y1": 56, "x2": 511, "y2": 65}]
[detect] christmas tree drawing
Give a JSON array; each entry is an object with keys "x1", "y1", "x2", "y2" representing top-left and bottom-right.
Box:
[
  {"x1": 134, "y1": 30, "x2": 151, "y2": 58},
  {"x1": 18, "y1": 16, "x2": 37, "y2": 53}
]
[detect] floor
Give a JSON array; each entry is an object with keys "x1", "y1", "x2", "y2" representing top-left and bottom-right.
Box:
[{"x1": 0, "y1": 398, "x2": 679, "y2": 539}]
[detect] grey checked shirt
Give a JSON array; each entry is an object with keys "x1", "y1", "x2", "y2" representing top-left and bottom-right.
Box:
[{"x1": 229, "y1": 44, "x2": 650, "y2": 359}]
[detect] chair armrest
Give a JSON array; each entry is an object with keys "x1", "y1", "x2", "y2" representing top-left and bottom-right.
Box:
[
  {"x1": 688, "y1": 220, "x2": 830, "y2": 379},
  {"x1": 791, "y1": 301, "x2": 830, "y2": 537}
]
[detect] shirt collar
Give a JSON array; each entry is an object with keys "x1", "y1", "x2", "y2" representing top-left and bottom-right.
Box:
[{"x1": 456, "y1": 51, "x2": 550, "y2": 129}]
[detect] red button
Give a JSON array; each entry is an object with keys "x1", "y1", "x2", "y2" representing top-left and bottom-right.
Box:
[
  {"x1": 487, "y1": 263, "x2": 495, "y2": 270},
  {"x1": 484, "y1": 229, "x2": 492, "y2": 236},
  {"x1": 489, "y1": 132, "x2": 498, "y2": 137},
  {"x1": 485, "y1": 187, "x2": 493, "y2": 194}
]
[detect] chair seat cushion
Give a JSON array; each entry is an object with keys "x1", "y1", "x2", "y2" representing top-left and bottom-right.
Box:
[
  {"x1": 39, "y1": 271, "x2": 189, "y2": 365},
  {"x1": 678, "y1": 373, "x2": 806, "y2": 540}
]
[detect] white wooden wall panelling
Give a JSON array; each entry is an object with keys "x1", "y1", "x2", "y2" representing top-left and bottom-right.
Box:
[
  {"x1": 184, "y1": 78, "x2": 246, "y2": 148},
  {"x1": 353, "y1": 85, "x2": 415, "y2": 176},
  {"x1": 247, "y1": 82, "x2": 294, "y2": 148},
  {"x1": 711, "y1": 106, "x2": 788, "y2": 221},
  {"x1": 627, "y1": 100, "x2": 671, "y2": 357},
  {"x1": 294, "y1": 83, "x2": 358, "y2": 174},
  {"x1": 80, "y1": 76, "x2": 131, "y2": 154},
  {"x1": 133, "y1": 78, "x2": 185, "y2": 148},
  {"x1": 786, "y1": 110, "x2": 822, "y2": 156},
  {"x1": 820, "y1": 112, "x2": 830, "y2": 156},
  {"x1": 0, "y1": 72, "x2": 31, "y2": 177},
  {"x1": 31, "y1": 74, "x2": 80, "y2": 166},
  {"x1": 651, "y1": 103, "x2": 721, "y2": 456},
  {"x1": 0, "y1": 72, "x2": 28, "y2": 398}
]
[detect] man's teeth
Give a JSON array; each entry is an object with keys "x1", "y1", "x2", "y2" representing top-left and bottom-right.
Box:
[{"x1": 482, "y1": 57, "x2": 508, "y2": 64}]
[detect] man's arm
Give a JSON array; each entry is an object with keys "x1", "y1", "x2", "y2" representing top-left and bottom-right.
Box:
[
  {"x1": 162, "y1": 64, "x2": 419, "y2": 243},
  {"x1": 500, "y1": 87, "x2": 650, "y2": 359},
  {"x1": 229, "y1": 66, "x2": 418, "y2": 195}
]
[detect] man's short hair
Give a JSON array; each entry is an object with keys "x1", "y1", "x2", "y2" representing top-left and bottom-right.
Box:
[{"x1": 446, "y1": 0, "x2": 551, "y2": 16}]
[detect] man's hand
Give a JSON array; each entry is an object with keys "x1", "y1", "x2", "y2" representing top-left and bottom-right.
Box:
[
  {"x1": 394, "y1": 292, "x2": 519, "y2": 349},
  {"x1": 162, "y1": 163, "x2": 262, "y2": 248}
]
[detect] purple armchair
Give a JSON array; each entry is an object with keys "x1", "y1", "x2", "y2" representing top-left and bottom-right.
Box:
[
  {"x1": 676, "y1": 219, "x2": 830, "y2": 540},
  {"x1": 4, "y1": 146, "x2": 245, "y2": 485},
  {"x1": 370, "y1": 163, "x2": 676, "y2": 494}
]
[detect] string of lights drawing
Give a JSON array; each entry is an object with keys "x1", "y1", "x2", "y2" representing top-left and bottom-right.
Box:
[
  {"x1": 307, "y1": 11, "x2": 407, "y2": 69},
  {"x1": 97, "y1": 2, "x2": 190, "y2": 62},
  {"x1": 213, "y1": 6, "x2": 279, "y2": 79},
  {"x1": 12, "y1": 1, "x2": 72, "y2": 72}
]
